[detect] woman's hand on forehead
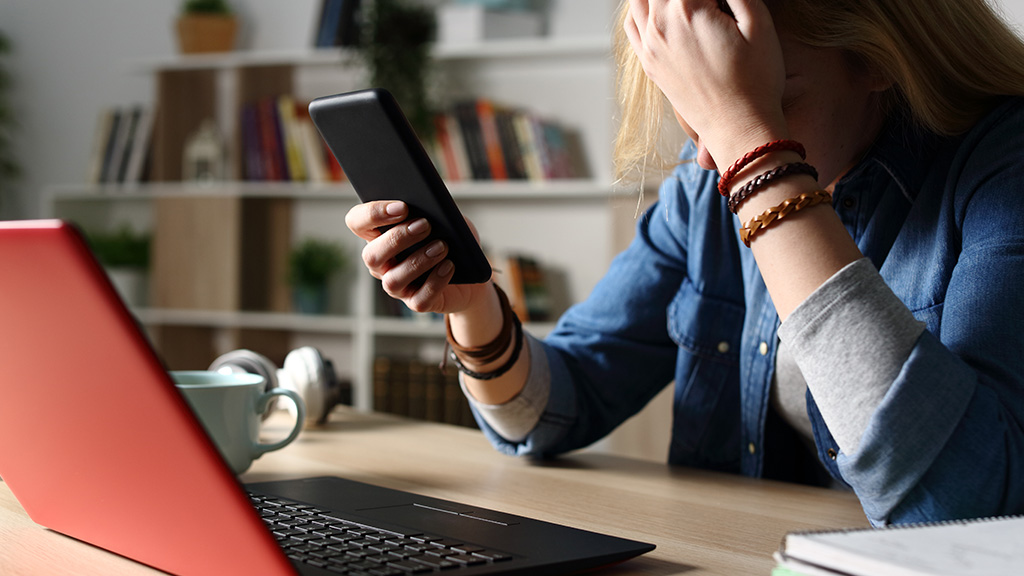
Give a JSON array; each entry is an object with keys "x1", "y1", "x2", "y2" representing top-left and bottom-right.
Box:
[{"x1": 623, "y1": 0, "x2": 790, "y2": 167}]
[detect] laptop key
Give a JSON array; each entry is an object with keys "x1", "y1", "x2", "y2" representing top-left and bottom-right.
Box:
[
  {"x1": 448, "y1": 554, "x2": 486, "y2": 566},
  {"x1": 411, "y1": 555, "x2": 458, "y2": 570},
  {"x1": 385, "y1": 559, "x2": 433, "y2": 573},
  {"x1": 474, "y1": 550, "x2": 513, "y2": 562}
]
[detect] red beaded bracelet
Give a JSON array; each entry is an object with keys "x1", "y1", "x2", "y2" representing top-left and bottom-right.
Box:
[{"x1": 718, "y1": 139, "x2": 806, "y2": 197}]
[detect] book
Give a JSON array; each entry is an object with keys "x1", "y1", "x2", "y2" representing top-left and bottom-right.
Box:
[
  {"x1": 98, "y1": 108, "x2": 124, "y2": 184},
  {"x1": 314, "y1": 0, "x2": 362, "y2": 48},
  {"x1": 121, "y1": 106, "x2": 154, "y2": 185},
  {"x1": 240, "y1": 102, "x2": 264, "y2": 180},
  {"x1": 276, "y1": 95, "x2": 307, "y2": 182},
  {"x1": 453, "y1": 100, "x2": 491, "y2": 180},
  {"x1": 475, "y1": 99, "x2": 508, "y2": 181},
  {"x1": 87, "y1": 107, "x2": 116, "y2": 185},
  {"x1": 432, "y1": 113, "x2": 462, "y2": 181},
  {"x1": 776, "y1": 515, "x2": 1024, "y2": 576},
  {"x1": 256, "y1": 97, "x2": 286, "y2": 181},
  {"x1": 112, "y1": 106, "x2": 143, "y2": 184},
  {"x1": 315, "y1": 0, "x2": 345, "y2": 47}
]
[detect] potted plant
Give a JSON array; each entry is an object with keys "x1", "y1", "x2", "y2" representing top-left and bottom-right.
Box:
[
  {"x1": 289, "y1": 238, "x2": 346, "y2": 314},
  {"x1": 0, "y1": 30, "x2": 19, "y2": 217},
  {"x1": 85, "y1": 224, "x2": 152, "y2": 307},
  {"x1": 361, "y1": 0, "x2": 437, "y2": 138},
  {"x1": 176, "y1": 0, "x2": 238, "y2": 54}
]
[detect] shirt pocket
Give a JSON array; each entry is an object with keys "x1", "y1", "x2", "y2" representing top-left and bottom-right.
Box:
[{"x1": 667, "y1": 279, "x2": 743, "y2": 363}]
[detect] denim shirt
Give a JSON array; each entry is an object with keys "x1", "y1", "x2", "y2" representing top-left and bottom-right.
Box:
[{"x1": 471, "y1": 99, "x2": 1024, "y2": 526}]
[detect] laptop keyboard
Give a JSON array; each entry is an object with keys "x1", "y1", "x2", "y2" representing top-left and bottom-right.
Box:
[{"x1": 249, "y1": 492, "x2": 514, "y2": 575}]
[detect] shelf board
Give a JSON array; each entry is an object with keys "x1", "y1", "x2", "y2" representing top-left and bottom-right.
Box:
[
  {"x1": 433, "y1": 36, "x2": 611, "y2": 60},
  {"x1": 133, "y1": 308, "x2": 557, "y2": 339},
  {"x1": 49, "y1": 181, "x2": 357, "y2": 201},
  {"x1": 50, "y1": 179, "x2": 626, "y2": 202},
  {"x1": 135, "y1": 308, "x2": 358, "y2": 333},
  {"x1": 131, "y1": 36, "x2": 611, "y2": 72}
]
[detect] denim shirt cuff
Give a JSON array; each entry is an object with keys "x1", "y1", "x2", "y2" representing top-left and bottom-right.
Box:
[{"x1": 836, "y1": 331, "x2": 976, "y2": 525}]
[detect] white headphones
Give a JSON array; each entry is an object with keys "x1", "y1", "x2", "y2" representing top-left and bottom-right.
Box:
[{"x1": 208, "y1": 346, "x2": 347, "y2": 426}]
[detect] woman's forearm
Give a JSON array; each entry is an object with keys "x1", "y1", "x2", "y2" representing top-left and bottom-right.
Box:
[{"x1": 447, "y1": 282, "x2": 531, "y2": 405}]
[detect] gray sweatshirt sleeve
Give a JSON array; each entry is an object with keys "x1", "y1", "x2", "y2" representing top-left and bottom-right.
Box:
[
  {"x1": 777, "y1": 257, "x2": 926, "y2": 454},
  {"x1": 460, "y1": 334, "x2": 550, "y2": 442}
]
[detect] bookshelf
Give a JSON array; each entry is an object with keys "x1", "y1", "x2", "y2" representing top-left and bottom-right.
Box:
[{"x1": 47, "y1": 32, "x2": 642, "y2": 415}]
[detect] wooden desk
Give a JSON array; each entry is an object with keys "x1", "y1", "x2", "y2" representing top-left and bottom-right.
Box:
[{"x1": 0, "y1": 409, "x2": 868, "y2": 575}]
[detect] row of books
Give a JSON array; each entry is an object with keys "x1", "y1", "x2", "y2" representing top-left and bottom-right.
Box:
[
  {"x1": 240, "y1": 95, "x2": 345, "y2": 183},
  {"x1": 427, "y1": 99, "x2": 589, "y2": 182},
  {"x1": 87, "y1": 105, "x2": 154, "y2": 186},
  {"x1": 373, "y1": 356, "x2": 477, "y2": 428}
]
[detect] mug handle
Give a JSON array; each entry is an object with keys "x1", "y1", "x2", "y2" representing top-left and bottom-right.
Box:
[{"x1": 252, "y1": 388, "x2": 306, "y2": 457}]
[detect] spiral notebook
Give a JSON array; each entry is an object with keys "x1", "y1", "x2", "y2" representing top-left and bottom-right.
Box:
[{"x1": 774, "y1": 515, "x2": 1024, "y2": 576}]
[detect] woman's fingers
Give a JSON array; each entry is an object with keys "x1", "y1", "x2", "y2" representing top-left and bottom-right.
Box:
[
  {"x1": 361, "y1": 216, "x2": 432, "y2": 276},
  {"x1": 378, "y1": 236, "x2": 449, "y2": 298},
  {"x1": 344, "y1": 200, "x2": 408, "y2": 241}
]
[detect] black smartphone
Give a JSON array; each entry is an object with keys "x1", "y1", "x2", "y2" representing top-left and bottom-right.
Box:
[{"x1": 309, "y1": 88, "x2": 492, "y2": 285}]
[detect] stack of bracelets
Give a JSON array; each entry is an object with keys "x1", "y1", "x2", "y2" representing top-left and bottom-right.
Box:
[
  {"x1": 443, "y1": 283, "x2": 523, "y2": 381},
  {"x1": 445, "y1": 140, "x2": 830, "y2": 378},
  {"x1": 718, "y1": 139, "x2": 832, "y2": 247}
]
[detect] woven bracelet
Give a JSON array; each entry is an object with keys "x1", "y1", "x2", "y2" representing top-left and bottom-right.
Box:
[
  {"x1": 446, "y1": 313, "x2": 524, "y2": 381},
  {"x1": 444, "y1": 284, "x2": 515, "y2": 364},
  {"x1": 739, "y1": 189, "x2": 833, "y2": 247},
  {"x1": 728, "y1": 162, "x2": 819, "y2": 213},
  {"x1": 718, "y1": 139, "x2": 806, "y2": 197}
]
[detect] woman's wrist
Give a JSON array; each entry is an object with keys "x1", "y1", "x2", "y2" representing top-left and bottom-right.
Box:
[{"x1": 446, "y1": 281, "x2": 504, "y2": 352}]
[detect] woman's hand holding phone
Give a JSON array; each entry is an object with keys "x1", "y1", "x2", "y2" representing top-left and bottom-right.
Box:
[{"x1": 345, "y1": 200, "x2": 492, "y2": 315}]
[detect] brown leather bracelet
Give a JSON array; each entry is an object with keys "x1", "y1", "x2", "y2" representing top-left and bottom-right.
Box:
[
  {"x1": 446, "y1": 313, "x2": 523, "y2": 381},
  {"x1": 444, "y1": 283, "x2": 515, "y2": 364},
  {"x1": 728, "y1": 162, "x2": 819, "y2": 214},
  {"x1": 739, "y1": 189, "x2": 833, "y2": 247}
]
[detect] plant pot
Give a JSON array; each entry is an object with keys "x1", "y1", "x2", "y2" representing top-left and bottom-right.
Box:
[
  {"x1": 292, "y1": 284, "x2": 329, "y2": 315},
  {"x1": 176, "y1": 14, "x2": 238, "y2": 54}
]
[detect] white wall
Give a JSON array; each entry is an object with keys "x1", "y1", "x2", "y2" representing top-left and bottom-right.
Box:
[{"x1": 0, "y1": 0, "x2": 322, "y2": 219}]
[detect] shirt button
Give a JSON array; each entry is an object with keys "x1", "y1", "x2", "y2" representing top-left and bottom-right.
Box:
[
  {"x1": 748, "y1": 442, "x2": 756, "y2": 455},
  {"x1": 827, "y1": 448, "x2": 838, "y2": 460},
  {"x1": 842, "y1": 197, "x2": 856, "y2": 209},
  {"x1": 717, "y1": 341, "x2": 730, "y2": 354},
  {"x1": 758, "y1": 342, "x2": 769, "y2": 356}
]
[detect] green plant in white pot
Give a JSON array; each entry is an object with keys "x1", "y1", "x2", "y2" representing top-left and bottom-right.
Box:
[
  {"x1": 289, "y1": 238, "x2": 346, "y2": 314},
  {"x1": 85, "y1": 224, "x2": 152, "y2": 307}
]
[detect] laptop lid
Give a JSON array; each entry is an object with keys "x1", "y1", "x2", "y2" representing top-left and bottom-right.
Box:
[{"x1": 0, "y1": 220, "x2": 295, "y2": 575}]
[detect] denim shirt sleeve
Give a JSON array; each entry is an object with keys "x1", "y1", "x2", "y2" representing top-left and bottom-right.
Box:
[
  {"x1": 831, "y1": 104, "x2": 1024, "y2": 526},
  {"x1": 468, "y1": 170, "x2": 694, "y2": 457}
]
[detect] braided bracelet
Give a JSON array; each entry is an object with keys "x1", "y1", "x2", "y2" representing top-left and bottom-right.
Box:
[
  {"x1": 446, "y1": 313, "x2": 524, "y2": 381},
  {"x1": 441, "y1": 283, "x2": 524, "y2": 380},
  {"x1": 728, "y1": 162, "x2": 819, "y2": 214},
  {"x1": 718, "y1": 139, "x2": 806, "y2": 197},
  {"x1": 444, "y1": 284, "x2": 515, "y2": 364},
  {"x1": 739, "y1": 189, "x2": 833, "y2": 247}
]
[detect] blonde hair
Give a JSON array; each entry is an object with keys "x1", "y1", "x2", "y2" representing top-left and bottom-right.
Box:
[{"x1": 614, "y1": 0, "x2": 1024, "y2": 180}]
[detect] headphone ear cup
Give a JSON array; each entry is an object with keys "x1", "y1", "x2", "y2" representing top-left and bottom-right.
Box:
[
  {"x1": 208, "y1": 349, "x2": 280, "y2": 419},
  {"x1": 283, "y1": 346, "x2": 339, "y2": 425}
]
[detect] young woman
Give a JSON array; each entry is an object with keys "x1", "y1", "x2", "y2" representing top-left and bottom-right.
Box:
[{"x1": 345, "y1": 0, "x2": 1024, "y2": 526}]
